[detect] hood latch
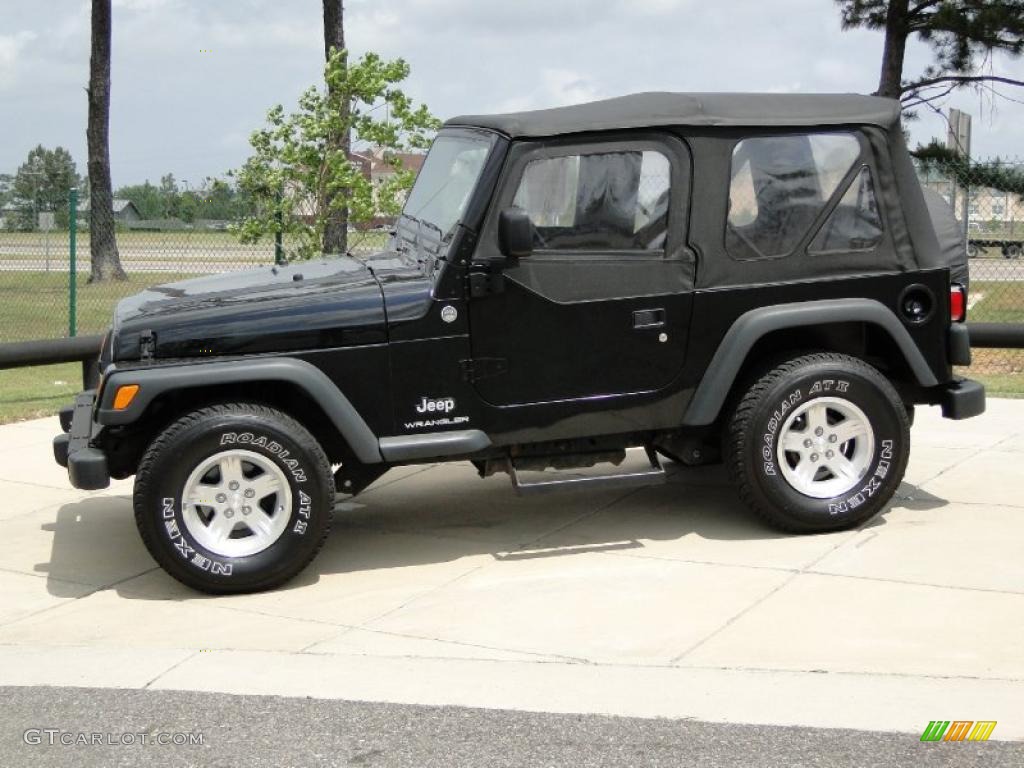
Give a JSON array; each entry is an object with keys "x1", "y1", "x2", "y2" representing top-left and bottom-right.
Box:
[{"x1": 139, "y1": 330, "x2": 156, "y2": 361}]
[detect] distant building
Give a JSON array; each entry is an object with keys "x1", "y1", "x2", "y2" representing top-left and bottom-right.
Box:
[
  {"x1": 76, "y1": 198, "x2": 142, "y2": 223},
  {"x1": 967, "y1": 187, "x2": 1023, "y2": 228},
  {"x1": 281, "y1": 149, "x2": 427, "y2": 229},
  {"x1": 0, "y1": 203, "x2": 63, "y2": 230},
  {"x1": 353, "y1": 147, "x2": 426, "y2": 185},
  {"x1": 350, "y1": 148, "x2": 426, "y2": 229}
]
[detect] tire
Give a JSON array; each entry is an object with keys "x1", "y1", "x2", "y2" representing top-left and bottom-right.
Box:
[
  {"x1": 134, "y1": 403, "x2": 334, "y2": 594},
  {"x1": 725, "y1": 353, "x2": 910, "y2": 533}
]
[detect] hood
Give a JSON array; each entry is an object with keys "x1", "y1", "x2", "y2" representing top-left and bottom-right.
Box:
[{"x1": 113, "y1": 255, "x2": 393, "y2": 361}]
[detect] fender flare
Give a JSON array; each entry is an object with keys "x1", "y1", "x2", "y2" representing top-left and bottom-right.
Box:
[
  {"x1": 681, "y1": 298, "x2": 939, "y2": 426},
  {"x1": 96, "y1": 357, "x2": 383, "y2": 464}
]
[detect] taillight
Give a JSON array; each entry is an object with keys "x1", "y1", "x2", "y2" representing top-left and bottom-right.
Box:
[{"x1": 950, "y1": 284, "x2": 966, "y2": 323}]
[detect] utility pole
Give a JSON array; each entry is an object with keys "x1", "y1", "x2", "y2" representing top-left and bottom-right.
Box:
[
  {"x1": 23, "y1": 170, "x2": 45, "y2": 270},
  {"x1": 946, "y1": 108, "x2": 972, "y2": 242}
]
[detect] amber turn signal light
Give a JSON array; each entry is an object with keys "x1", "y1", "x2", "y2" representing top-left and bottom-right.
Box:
[{"x1": 112, "y1": 384, "x2": 140, "y2": 411}]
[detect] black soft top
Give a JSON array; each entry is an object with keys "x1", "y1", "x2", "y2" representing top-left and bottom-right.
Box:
[{"x1": 445, "y1": 92, "x2": 902, "y2": 138}]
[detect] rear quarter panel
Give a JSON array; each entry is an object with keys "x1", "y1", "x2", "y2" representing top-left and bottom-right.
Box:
[{"x1": 683, "y1": 270, "x2": 953, "y2": 387}]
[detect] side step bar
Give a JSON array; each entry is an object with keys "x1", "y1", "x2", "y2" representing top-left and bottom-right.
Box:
[{"x1": 509, "y1": 447, "x2": 666, "y2": 496}]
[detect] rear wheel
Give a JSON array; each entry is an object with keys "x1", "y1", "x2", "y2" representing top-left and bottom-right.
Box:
[
  {"x1": 725, "y1": 353, "x2": 910, "y2": 533},
  {"x1": 134, "y1": 403, "x2": 334, "y2": 593}
]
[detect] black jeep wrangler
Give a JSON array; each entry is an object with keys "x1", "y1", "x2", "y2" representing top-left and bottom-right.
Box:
[{"x1": 55, "y1": 92, "x2": 984, "y2": 593}]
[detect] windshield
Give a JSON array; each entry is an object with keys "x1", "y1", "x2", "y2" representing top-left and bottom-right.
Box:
[{"x1": 402, "y1": 132, "x2": 494, "y2": 236}]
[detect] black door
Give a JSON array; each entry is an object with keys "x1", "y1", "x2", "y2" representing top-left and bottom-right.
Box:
[{"x1": 468, "y1": 136, "x2": 695, "y2": 407}]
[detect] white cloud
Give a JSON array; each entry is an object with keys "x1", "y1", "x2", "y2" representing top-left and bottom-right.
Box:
[
  {"x1": 540, "y1": 68, "x2": 602, "y2": 106},
  {"x1": 1, "y1": 0, "x2": 1022, "y2": 183},
  {"x1": 493, "y1": 69, "x2": 601, "y2": 113},
  {"x1": 113, "y1": 0, "x2": 178, "y2": 10},
  {"x1": 616, "y1": 0, "x2": 694, "y2": 15},
  {"x1": 0, "y1": 31, "x2": 37, "y2": 89}
]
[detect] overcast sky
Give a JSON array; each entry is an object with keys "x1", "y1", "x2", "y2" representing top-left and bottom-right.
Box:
[{"x1": 2, "y1": 0, "x2": 1022, "y2": 187}]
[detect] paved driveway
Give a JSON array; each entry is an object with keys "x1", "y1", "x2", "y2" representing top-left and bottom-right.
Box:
[{"x1": 0, "y1": 401, "x2": 1021, "y2": 740}]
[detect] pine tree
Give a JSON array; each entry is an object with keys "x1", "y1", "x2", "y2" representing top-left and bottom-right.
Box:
[
  {"x1": 914, "y1": 141, "x2": 1024, "y2": 195},
  {"x1": 87, "y1": 0, "x2": 126, "y2": 281},
  {"x1": 835, "y1": 1, "x2": 1024, "y2": 109},
  {"x1": 322, "y1": 0, "x2": 350, "y2": 255}
]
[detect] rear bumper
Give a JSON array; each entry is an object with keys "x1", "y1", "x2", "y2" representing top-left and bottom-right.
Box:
[
  {"x1": 948, "y1": 324, "x2": 971, "y2": 367},
  {"x1": 937, "y1": 378, "x2": 986, "y2": 420},
  {"x1": 53, "y1": 391, "x2": 110, "y2": 490}
]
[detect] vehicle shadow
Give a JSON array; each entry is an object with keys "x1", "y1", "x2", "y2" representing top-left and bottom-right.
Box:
[{"x1": 37, "y1": 462, "x2": 948, "y2": 601}]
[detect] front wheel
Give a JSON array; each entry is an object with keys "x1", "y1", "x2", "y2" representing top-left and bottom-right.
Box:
[
  {"x1": 134, "y1": 403, "x2": 334, "y2": 593},
  {"x1": 725, "y1": 353, "x2": 910, "y2": 533}
]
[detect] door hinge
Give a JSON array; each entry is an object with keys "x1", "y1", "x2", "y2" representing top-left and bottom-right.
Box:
[
  {"x1": 460, "y1": 357, "x2": 508, "y2": 382},
  {"x1": 468, "y1": 261, "x2": 506, "y2": 298}
]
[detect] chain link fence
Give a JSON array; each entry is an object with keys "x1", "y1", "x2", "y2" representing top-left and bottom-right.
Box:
[
  {"x1": 2, "y1": 162, "x2": 1024, "y2": 388},
  {"x1": 917, "y1": 158, "x2": 1024, "y2": 388},
  {"x1": 0, "y1": 194, "x2": 384, "y2": 344}
]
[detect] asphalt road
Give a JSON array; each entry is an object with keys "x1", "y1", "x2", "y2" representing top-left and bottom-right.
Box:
[{"x1": 3, "y1": 687, "x2": 1020, "y2": 768}]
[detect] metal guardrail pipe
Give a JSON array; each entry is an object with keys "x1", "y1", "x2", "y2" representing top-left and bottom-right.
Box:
[
  {"x1": 0, "y1": 335, "x2": 103, "y2": 389},
  {"x1": 967, "y1": 323, "x2": 1024, "y2": 348},
  {"x1": 0, "y1": 335, "x2": 103, "y2": 369}
]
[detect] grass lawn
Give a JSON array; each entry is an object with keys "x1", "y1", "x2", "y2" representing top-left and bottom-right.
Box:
[
  {"x1": 967, "y1": 373, "x2": 1024, "y2": 398},
  {"x1": 0, "y1": 363, "x2": 80, "y2": 425},
  {"x1": 0, "y1": 271, "x2": 191, "y2": 341},
  {"x1": 0, "y1": 229, "x2": 390, "y2": 260},
  {"x1": 967, "y1": 281, "x2": 1024, "y2": 324}
]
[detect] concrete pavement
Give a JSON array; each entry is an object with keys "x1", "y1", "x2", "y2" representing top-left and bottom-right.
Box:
[{"x1": 0, "y1": 400, "x2": 1021, "y2": 742}]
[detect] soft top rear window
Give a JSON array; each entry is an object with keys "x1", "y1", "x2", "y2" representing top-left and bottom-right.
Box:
[{"x1": 726, "y1": 133, "x2": 861, "y2": 260}]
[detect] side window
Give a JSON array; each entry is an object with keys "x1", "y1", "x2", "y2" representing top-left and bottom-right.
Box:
[
  {"x1": 512, "y1": 150, "x2": 671, "y2": 252},
  {"x1": 726, "y1": 134, "x2": 861, "y2": 260},
  {"x1": 809, "y1": 167, "x2": 884, "y2": 253}
]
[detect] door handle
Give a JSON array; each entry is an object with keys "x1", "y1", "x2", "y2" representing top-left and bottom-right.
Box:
[{"x1": 633, "y1": 308, "x2": 665, "y2": 329}]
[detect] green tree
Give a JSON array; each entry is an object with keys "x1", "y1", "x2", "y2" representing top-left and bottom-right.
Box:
[
  {"x1": 232, "y1": 49, "x2": 438, "y2": 260},
  {"x1": 192, "y1": 177, "x2": 249, "y2": 221},
  {"x1": 176, "y1": 191, "x2": 200, "y2": 224},
  {"x1": 836, "y1": 1, "x2": 1024, "y2": 109},
  {"x1": 0, "y1": 173, "x2": 13, "y2": 209},
  {"x1": 11, "y1": 145, "x2": 81, "y2": 229},
  {"x1": 159, "y1": 173, "x2": 184, "y2": 219},
  {"x1": 114, "y1": 180, "x2": 164, "y2": 219}
]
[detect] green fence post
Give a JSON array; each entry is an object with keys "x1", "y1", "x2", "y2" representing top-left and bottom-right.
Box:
[
  {"x1": 274, "y1": 196, "x2": 284, "y2": 265},
  {"x1": 68, "y1": 188, "x2": 78, "y2": 337}
]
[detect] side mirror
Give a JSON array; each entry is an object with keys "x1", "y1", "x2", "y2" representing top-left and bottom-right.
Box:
[{"x1": 498, "y1": 208, "x2": 534, "y2": 259}]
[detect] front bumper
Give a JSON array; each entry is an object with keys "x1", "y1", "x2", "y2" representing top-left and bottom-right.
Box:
[
  {"x1": 53, "y1": 390, "x2": 110, "y2": 490},
  {"x1": 937, "y1": 377, "x2": 986, "y2": 420}
]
